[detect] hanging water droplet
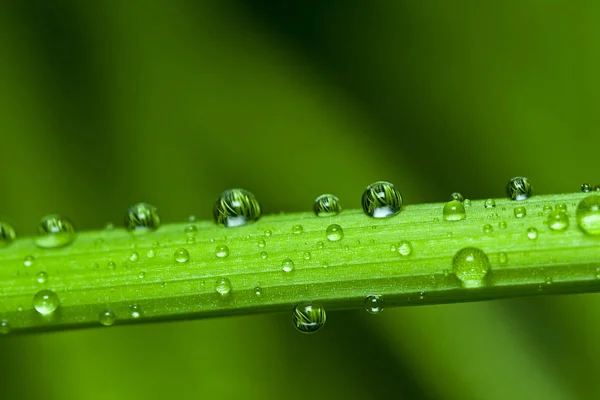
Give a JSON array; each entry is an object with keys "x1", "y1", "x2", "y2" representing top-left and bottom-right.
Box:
[
  {"x1": 138, "y1": 271, "x2": 146, "y2": 279},
  {"x1": 582, "y1": 183, "x2": 593, "y2": 193},
  {"x1": 0, "y1": 319, "x2": 11, "y2": 334},
  {"x1": 282, "y1": 259, "x2": 295, "y2": 273},
  {"x1": 484, "y1": 199, "x2": 496, "y2": 209},
  {"x1": 498, "y1": 252, "x2": 508, "y2": 265},
  {"x1": 129, "y1": 304, "x2": 143, "y2": 318},
  {"x1": 483, "y1": 224, "x2": 494, "y2": 234},
  {"x1": 33, "y1": 290, "x2": 60, "y2": 315},
  {"x1": 443, "y1": 200, "x2": 466, "y2": 221},
  {"x1": 303, "y1": 252, "x2": 311, "y2": 260},
  {"x1": 576, "y1": 195, "x2": 600, "y2": 235},
  {"x1": 292, "y1": 224, "x2": 304, "y2": 234},
  {"x1": 313, "y1": 194, "x2": 342, "y2": 217},
  {"x1": 213, "y1": 188, "x2": 261, "y2": 227},
  {"x1": 124, "y1": 203, "x2": 160, "y2": 232},
  {"x1": 364, "y1": 295, "x2": 385, "y2": 314},
  {"x1": 129, "y1": 252, "x2": 139, "y2": 262},
  {"x1": 215, "y1": 277, "x2": 232, "y2": 295},
  {"x1": 260, "y1": 251, "x2": 268, "y2": 259},
  {"x1": 547, "y1": 210, "x2": 569, "y2": 231},
  {"x1": 506, "y1": 177, "x2": 532, "y2": 200},
  {"x1": 542, "y1": 205, "x2": 553, "y2": 214},
  {"x1": 398, "y1": 241, "x2": 413, "y2": 256},
  {"x1": 293, "y1": 302, "x2": 326, "y2": 334},
  {"x1": 317, "y1": 241, "x2": 325, "y2": 249},
  {"x1": 527, "y1": 227, "x2": 539, "y2": 240},
  {"x1": 99, "y1": 308, "x2": 117, "y2": 326},
  {"x1": 450, "y1": 192, "x2": 464, "y2": 202},
  {"x1": 361, "y1": 181, "x2": 403, "y2": 218},
  {"x1": 326, "y1": 224, "x2": 344, "y2": 242},
  {"x1": 498, "y1": 221, "x2": 507, "y2": 230},
  {"x1": 514, "y1": 206, "x2": 527, "y2": 218},
  {"x1": 24, "y1": 255, "x2": 34, "y2": 267},
  {"x1": 36, "y1": 214, "x2": 76, "y2": 248},
  {"x1": 452, "y1": 247, "x2": 491, "y2": 288},
  {"x1": 215, "y1": 245, "x2": 230, "y2": 258},
  {"x1": 174, "y1": 248, "x2": 190, "y2": 263},
  {"x1": 0, "y1": 221, "x2": 16, "y2": 247},
  {"x1": 36, "y1": 271, "x2": 48, "y2": 284}
]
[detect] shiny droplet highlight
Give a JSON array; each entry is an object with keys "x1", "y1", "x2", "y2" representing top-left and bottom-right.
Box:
[
  {"x1": 33, "y1": 290, "x2": 60, "y2": 315},
  {"x1": 443, "y1": 200, "x2": 466, "y2": 221}
]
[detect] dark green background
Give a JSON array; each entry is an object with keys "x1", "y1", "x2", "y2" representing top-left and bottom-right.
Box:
[{"x1": 1, "y1": 2, "x2": 599, "y2": 399}]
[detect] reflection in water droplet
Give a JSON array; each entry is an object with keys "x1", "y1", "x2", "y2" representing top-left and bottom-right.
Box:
[
  {"x1": 582, "y1": 183, "x2": 592, "y2": 193},
  {"x1": 293, "y1": 302, "x2": 326, "y2": 334},
  {"x1": 506, "y1": 177, "x2": 532, "y2": 200},
  {"x1": 36, "y1": 215, "x2": 76, "y2": 248},
  {"x1": 215, "y1": 277, "x2": 232, "y2": 295},
  {"x1": 215, "y1": 245, "x2": 230, "y2": 258},
  {"x1": 514, "y1": 206, "x2": 527, "y2": 218},
  {"x1": 213, "y1": 188, "x2": 261, "y2": 227},
  {"x1": 125, "y1": 203, "x2": 160, "y2": 232},
  {"x1": 0, "y1": 221, "x2": 16, "y2": 247},
  {"x1": 282, "y1": 259, "x2": 295, "y2": 273},
  {"x1": 174, "y1": 248, "x2": 190, "y2": 263},
  {"x1": 361, "y1": 181, "x2": 403, "y2": 218},
  {"x1": 264, "y1": 230, "x2": 272, "y2": 237},
  {"x1": 364, "y1": 295, "x2": 385, "y2": 314},
  {"x1": 326, "y1": 224, "x2": 344, "y2": 242},
  {"x1": 464, "y1": 199, "x2": 472, "y2": 207},
  {"x1": 99, "y1": 308, "x2": 117, "y2": 326},
  {"x1": 527, "y1": 227, "x2": 539, "y2": 240},
  {"x1": 452, "y1": 247, "x2": 490, "y2": 288},
  {"x1": 443, "y1": 200, "x2": 466, "y2": 221},
  {"x1": 184, "y1": 224, "x2": 197, "y2": 235},
  {"x1": 33, "y1": 290, "x2": 60, "y2": 315},
  {"x1": 313, "y1": 194, "x2": 342, "y2": 217},
  {"x1": 576, "y1": 195, "x2": 600, "y2": 235},
  {"x1": 451, "y1": 192, "x2": 464, "y2": 202},
  {"x1": 547, "y1": 210, "x2": 569, "y2": 231}
]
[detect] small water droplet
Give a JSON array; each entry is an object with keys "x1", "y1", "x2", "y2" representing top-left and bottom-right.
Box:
[
  {"x1": 0, "y1": 319, "x2": 11, "y2": 334},
  {"x1": 483, "y1": 199, "x2": 495, "y2": 209},
  {"x1": 527, "y1": 227, "x2": 539, "y2": 240},
  {"x1": 390, "y1": 243, "x2": 398, "y2": 252},
  {"x1": 0, "y1": 221, "x2": 16, "y2": 247},
  {"x1": 313, "y1": 194, "x2": 342, "y2": 217},
  {"x1": 292, "y1": 224, "x2": 304, "y2": 234},
  {"x1": 138, "y1": 271, "x2": 146, "y2": 279},
  {"x1": 99, "y1": 308, "x2": 117, "y2": 326},
  {"x1": 187, "y1": 215, "x2": 197, "y2": 222},
  {"x1": 215, "y1": 277, "x2": 232, "y2": 295},
  {"x1": 514, "y1": 206, "x2": 527, "y2": 218},
  {"x1": 260, "y1": 251, "x2": 268, "y2": 259},
  {"x1": 547, "y1": 210, "x2": 569, "y2": 231},
  {"x1": 542, "y1": 205, "x2": 552, "y2": 214},
  {"x1": 364, "y1": 295, "x2": 385, "y2": 314},
  {"x1": 317, "y1": 241, "x2": 325, "y2": 249},
  {"x1": 483, "y1": 224, "x2": 494, "y2": 234},
  {"x1": 452, "y1": 247, "x2": 490, "y2": 288},
  {"x1": 129, "y1": 252, "x2": 139, "y2": 262},
  {"x1": 33, "y1": 290, "x2": 60, "y2": 315},
  {"x1": 498, "y1": 221, "x2": 507, "y2": 230},
  {"x1": 24, "y1": 255, "x2": 34, "y2": 267},
  {"x1": 282, "y1": 259, "x2": 295, "y2": 273},
  {"x1": 303, "y1": 252, "x2": 311, "y2": 260},
  {"x1": 555, "y1": 203, "x2": 568, "y2": 213},
  {"x1": 464, "y1": 199, "x2": 472, "y2": 207},
  {"x1": 125, "y1": 203, "x2": 160, "y2": 232},
  {"x1": 213, "y1": 188, "x2": 261, "y2": 227},
  {"x1": 254, "y1": 286, "x2": 263, "y2": 295},
  {"x1": 545, "y1": 277, "x2": 553, "y2": 285},
  {"x1": 507, "y1": 177, "x2": 532, "y2": 200},
  {"x1": 184, "y1": 224, "x2": 197, "y2": 235},
  {"x1": 498, "y1": 252, "x2": 508, "y2": 265},
  {"x1": 146, "y1": 249, "x2": 155, "y2": 258},
  {"x1": 293, "y1": 302, "x2": 326, "y2": 334},
  {"x1": 451, "y1": 192, "x2": 464, "y2": 202},
  {"x1": 107, "y1": 261, "x2": 116, "y2": 269},
  {"x1": 264, "y1": 229, "x2": 272, "y2": 237},
  {"x1": 576, "y1": 195, "x2": 600, "y2": 235},
  {"x1": 186, "y1": 236, "x2": 196, "y2": 244},
  {"x1": 174, "y1": 248, "x2": 190, "y2": 263},
  {"x1": 398, "y1": 241, "x2": 413, "y2": 256},
  {"x1": 36, "y1": 215, "x2": 76, "y2": 248},
  {"x1": 258, "y1": 239, "x2": 266, "y2": 248},
  {"x1": 443, "y1": 200, "x2": 466, "y2": 221},
  {"x1": 361, "y1": 181, "x2": 403, "y2": 218},
  {"x1": 129, "y1": 304, "x2": 143, "y2": 318},
  {"x1": 326, "y1": 224, "x2": 344, "y2": 242},
  {"x1": 582, "y1": 183, "x2": 593, "y2": 193},
  {"x1": 215, "y1": 245, "x2": 230, "y2": 258},
  {"x1": 36, "y1": 271, "x2": 48, "y2": 284}
]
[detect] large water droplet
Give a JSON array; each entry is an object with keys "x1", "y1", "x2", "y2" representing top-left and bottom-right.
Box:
[
  {"x1": 215, "y1": 277, "x2": 232, "y2": 295},
  {"x1": 547, "y1": 210, "x2": 569, "y2": 231},
  {"x1": 215, "y1": 245, "x2": 230, "y2": 258},
  {"x1": 514, "y1": 206, "x2": 527, "y2": 218},
  {"x1": 282, "y1": 259, "x2": 295, "y2": 273},
  {"x1": 452, "y1": 247, "x2": 490, "y2": 288},
  {"x1": 33, "y1": 290, "x2": 60, "y2": 315},
  {"x1": 364, "y1": 295, "x2": 385, "y2": 314},
  {"x1": 398, "y1": 241, "x2": 413, "y2": 256},
  {"x1": 506, "y1": 177, "x2": 532, "y2": 200},
  {"x1": 361, "y1": 181, "x2": 403, "y2": 218},
  {"x1": 0, "y1": 221, "x2": 16, "y2": 247},
  {"x1": 36, "y1": 215, "x2": 76, "y2": 248},
  {"x1": 293, "y1": 302, "x2": 326, "y2": 334},
  {"x1": 576, "y1": 195, "x2": 600, "y2": 235},
  {"x1": 0, "y1": 319, "x2": 11, "y2": 334},
  {"x1": 99, "y1": 308, "x2": 117, "y2": 326},
  {"x1": 443, "y1": 200, "x2": 466, "y2": 221},
  {"x1": 174, "y1": 248, "x2": 190, "y2": 263},
  {"x1": 313, "y1": 194, "x2": 342, "y2": 217},
  {"x1": 326, "y1": 224, "x2": 344, "y2": 241},
  {"x1": 125, "y1": 203, "x2": 160, "y2": 232},
  {"x1": 213, "y1": 188, "x2": 261, "y2": 227}
]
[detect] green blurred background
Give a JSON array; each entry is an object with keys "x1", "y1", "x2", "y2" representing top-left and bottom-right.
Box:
[{"x1": 1, "y1": 1, "x2": 599, "y2": 399}]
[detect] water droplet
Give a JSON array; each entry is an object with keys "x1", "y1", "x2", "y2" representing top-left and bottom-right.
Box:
[
  {"x1": 282, "y1": 259, "x2": 295, "y2": 273},
  {"x1": 364, "y1": 295, "x2": 385, "y2": 314},
  {"x1": 527, "y1": 227, "x2": 539, "y2": 240},
  {"x1": 443, "y1": 200, "x2": 466, "y2": 221},
  {"x1": 555, "y1": 203, "x2": 568, "y2": 213},
  {"x1": 36, "y1": 271, "x2": 47, "y2": 284},
  {"x1": 186, "y1": 236, "x2": 196, "y2": 244},
  {"x1": 24, "y1": 255, "x2": 34, "y2": 267},
  {"x1": 125, "y1": 203, "x2": 160, "y2": 232},
  {"x1": 33, "y1": 290, "x2": 60, "y2": 315},
  {"x1": 483, "y1": 224, "x2": 494, "y2": 234},
  {"x1": 138, "y1": 271, "x2": 146, "y2": 279},
  {"x1": 361, "y1": 181, "x2": 403, "y2": 218},
  {"x1": 187, "y1": 215, "x2": 197, "y2": 222},
  {"x1": 292, "y1": 224, "x2": 304, "y2": 234},
  {"x1": 254, "y1": 286, "x2": 263, "y2": 295},
  {"x1": 303, "y1": 252, "x2": 311, "y2": 260},
  {"x1": 317, "y1": 241, "x2": 325, "y2": 249},
  {"x1": 99, "y1": 308, "x2": 116, "y2": 326},
  {"x1": 0, "y1": 221, "x2": 16, "y2": 247},
  {"x1": 326, "y1": 224, "x2": 344, "y2": 242},
  {"x1": 260, "y1": 251, "x2": 268, "y2": 259},
  {"x1": 576, "y1": 195, "x2": 600, "y2": 235},
  {"x1": 174, "y1": 248, "x2": 190, "y2": 263},
  {"x1": 215, "y1": 277, "x2": 232, "y2": 295},
  {"x1": 506, "y1": 177, "x2": 532, "y2": 200},
  {"x1": 582, "y1": 183, "x2": 593, "y2": 193},
  {"x1": 545, "y1": 277, "x2": 553, "y2": 285},
  {"x1": 184, "y1": 224, "x2": 197, "y2": 235},
  {"x1": 498, "y1": 221, "x2": 507, "y2": 230},
  {"x1": 213, "y1": 188, "x2": 261, "y2": 227},
  {"x1": 547, "y1": 210, "x2": 569, "y2": 231},
  {"x1": 0, "y1": 319, "x2": 11, "y2": 334},
  {"x1": 390, "y1": 243, "x2": 398, "y2": 252},
  {"x1": 293, "y1": 302, "x2": 326, "y2": 334},
  {"x1": 147, "y1": 249, "x2": 155, "y2": 258},
  {"x1": 313, "y1": 194, "x2": 342, "y2": 217},
  {"x1": 498, "y1": 252, "x2": 508, "y2": 265},
  {"x1": 36, "y1": 214, "x2": 76, "y2": 248},
  {"x1": 451, "y1": 192, "x2": 464, "y2": 202},
  {"x1": 596, "y1": 185, "x2": 600, "y2": 192},
  {"x1": 464, "y1": 199, "x2": 472, "y2": 207},
  {"x1": 107, "y1": 261, "x2": 116, "y2": 269},
  {"x1": 129, "y1": 304, "x2": 143, "y2": 318},
  {"x1": 264, "y1": 230, "x2": 272, "y2": 237},
  {"x1": 542, "y1": 205, "x2": 553, "y2": 214},
  {"x1": 129, "y1": 252, "x2": 139, "y2": 262},
  {"x1": 452, "y1": 247, "x2": 490, "y2": 288},
  {"x1": 484, "y1": 199, "x2": 496, "y2": 209},
  {"x1": 215, "y1": 245, "x2": 230, "y2": 258},
  {"x1": 398, "y1": 241, "x2": 413, "y2": 256},
  {"x1": 514, "y1": 206, "x2": 527, "y2": 218},
  {"x1": 258, "y1": 240, "x2": 266, "y2": 248}
]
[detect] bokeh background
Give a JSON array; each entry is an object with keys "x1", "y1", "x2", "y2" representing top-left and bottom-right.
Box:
[{"x1": 1, "y1": 1, "x2": 600, "y2": 399}]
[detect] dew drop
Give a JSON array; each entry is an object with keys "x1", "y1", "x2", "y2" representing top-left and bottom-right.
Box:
[
  {"x1": 361, "y1": 181, "x2": 403, "y2": 218},
  {"x1": 0, "y1": 221, "x2": 16, "y2": 247},
  {"x1": 0, "y1": 319, "x2": 11, "y2": 334},
  {"x1": 484, "y1": 199, "x2": 496, "y2": 209},
  {"x1": 483, "y1": 224, "x2": 494, "y2": 234},
  {"x1": 129, "y1": 304, "x2": 143, "y2": 318},
  {"x1": 292, "y1": 224, "x2": 304, "y2": 234},
  {"x1": 398, "y1": 241, "x2": 413, "y2": 256},
  {"x1": 36, "y1": 271, "x2": 48, "y2": 284},
  {"x1": 303, "y1": 252, "x2": 312, "y2": 260},
  {"x1": 452, "y1": 247, "x2": 490, "y2": 288},
  {"x1": 146, "y1": 249, "x2": 155, "y2": 258},
  {"x1": 107, "y1": 261, "x2": 116, "y2": 269},
  {"x1": 129, "y1": 252, "x2": 139, "y2": 262},
  {"x1": 254, "y1": 286, "x2": 263, "y2": 296},
  {"x1": 582, "y1": 183, "x2": 593, "y2": 193},
  {"x1": 293, "y1": 302, "x2": 326, "y2": 334},
  {"x1": 390, "y1": 243, "x2": 398, "y2": 252},
  {"x1": 514, "y1": 206, "x2": 527, "y2": 218},
  {"x1": 464, "y1": 199, "x2": 472, "y2": 207},
  {"x1": 555, "y1": 203, "x2": 568, "y2": 213},
  {"x1": 125, "y1": 202, "x2": 160, "y2": 232},
  {"x1": 186, "y1": 236, "x2": 195, "y2": 244},
  {"x1": 326, "y1": 224, "x2": 344, "y2": 242},
  {"x1": 174, "y1": 248, "x2": 190, "y2": 263},
  {"x1": 313, "y1": 194, "x2": 342, "y2": 217},
  {"x1": 542, "y1": 205, "x2": 553, "y2": 214},
  {"x1": 498, "y1": 221, "x2": 507, "y2": 230},
  {"x1": 498, "y1": 252, "x2": 508, "y2": 265},
  {"x1": 184, "y1": 224, "x2": 197, "y2": 235},
  {"x1": 213, "y1": 188, "x2": 261, "y2": 227},
  {"x1": 364, "y1": 295, "x2": 385, "y2": 314},
  {"x1": 317, "y1": 241, "x2": 325, "y2": 249},
  {"x1": 506, "y1": 177, "x2": 532, "y2": 200},
  {"x1": 576, "y1": 195, "x2": 600, "y2": 235},
  {"x1": 260, "y1": 251, "x2": 268, "y2": 259},
  {"x1": 547, "y1": 210, "x2": 569, "y2": 231},
  {"x1": 215, "y1": 245, "x2": 230, "y2": 258},
  {"x1": 443, "y1": 200, "x2": 466, "y2": 221},
  {"x1": 258, "y1": 239, "x2": 266, "y2": 248},
  {"x1": 215, "y1": 277, "x2": 232, "y2": 295},
  {"x1": 264, "y1": 230, "x2": 272, "y2": 237},
  {"x1": 33, "y1": 290, "x2": 60, "y2": 315},
  {"x1": 527, "y1": 227, "x2": 539, "y2": 240},
  {"x1": 24, "y1": 255, "x2": 34, "y2": 267},
  {"x1": 138, "y1": 271, "x2": 146, "y2": 279},
  {"x1": 451, "y1": 192, "x2": 464, "y2": 203},
  {"x1": 282, "y1": 258, "x2": 295, "y2": 273},
  {"x1": 36, "y1": 214, "x2": 76, "y2": 248},
  {"x1": 99, "y1": 308, "x2": 117, "y2": 326}
]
